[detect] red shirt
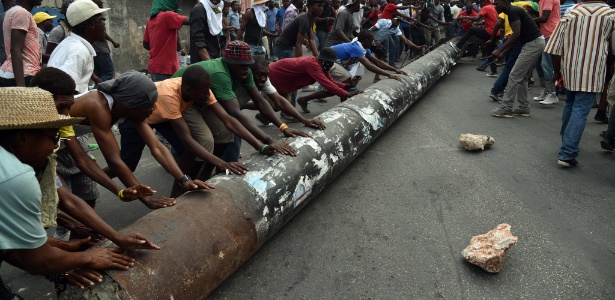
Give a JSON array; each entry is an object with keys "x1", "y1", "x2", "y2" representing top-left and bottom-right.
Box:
[
  {"x1": 479, "y1": 4, "x2": 499, "y2": 36},
  {"x1": 143, "y1": 11, "x2": 186, "y2": 75},
  {"x1": 269, "y1": 56, "x2": 348, "y2": 97},
  {"x1": 380, "y1": 3, "x2": 399, "y2": 19},
  {"x1": 457, "y1": 10, "x2": 478, "y2": 31}
]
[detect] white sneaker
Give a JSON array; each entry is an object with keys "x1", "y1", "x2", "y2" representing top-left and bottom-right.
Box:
[
  {"x1": 301, "y1": 85, "x2": 318, "y2": 92},
  {"x1": 53, "y1": 231, "x2": 71, "y2": 241},
  {"x1": 533, "y1": 89, "x2": 546, "y2": 101},
  {"x1": 539, "y1": 93, "x2": 559, "y2": 105}
]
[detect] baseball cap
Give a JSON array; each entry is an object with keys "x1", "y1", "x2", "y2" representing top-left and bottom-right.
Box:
[
  {"x1": 223, "y1": 41, "x2": 255, "y2": 65},
  {"x1": 66, "y1": 0, "x2": 109, "y2": 27},
  {"x1": 33, "y1": 12, "x2": 57, "y2": 24}
]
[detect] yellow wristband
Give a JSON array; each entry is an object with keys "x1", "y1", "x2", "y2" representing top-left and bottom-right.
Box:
[
  {"x1": 279, "y1": 123, "x2": 288, "y2": 132},
  {"x1": 117, "y1": 189, "x2": 130, "y2": 202}
]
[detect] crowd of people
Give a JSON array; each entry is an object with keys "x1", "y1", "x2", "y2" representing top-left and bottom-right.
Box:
[{"x1": 0, "y1": 0, "x2": 614, "y2": 297}]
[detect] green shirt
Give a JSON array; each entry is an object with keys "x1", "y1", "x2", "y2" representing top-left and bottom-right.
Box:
[{"x1": 172, "y1": 58, "x2": 256, "y2": 101}]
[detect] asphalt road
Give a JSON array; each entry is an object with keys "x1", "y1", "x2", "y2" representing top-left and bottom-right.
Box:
[{"x1": 3, "y1": 54, "x2": 615, "y2": 299}]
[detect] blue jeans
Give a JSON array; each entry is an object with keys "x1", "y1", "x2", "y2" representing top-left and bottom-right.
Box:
[
  {"x1": 249, "y1": 44, "x2": 265, "y2": 56},
  {"x1": 540, "y1": 37, "x2": 555, "y2": 93},
  {"x1": 491, "y1": 43, "x2": 523, "y2": 95},
  {"x1": 119, "y1": 120, "x2": 185, "y2": 171},
  {"x1": 150, "y1": 73, "x2": 172, "y2": 82},
  {"x1": 379, "y1": 36, "x2": 397, "y2": 66},
  {"x1": 558, "y1": 91, "x2": 598, "y2": 160},
  {"x1": 221, "y1": 135, "x2": 242, "y2": 162},
  {"x1": 93, "y1": 52, "x2": 115, "y2": 81}
]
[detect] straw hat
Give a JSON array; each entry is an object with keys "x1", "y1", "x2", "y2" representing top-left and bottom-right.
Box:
[{"x1": 0, "y1": 88, "x2": 83, "y2": 130}]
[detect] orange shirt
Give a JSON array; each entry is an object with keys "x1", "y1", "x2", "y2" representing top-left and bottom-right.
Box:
[{"x1": 146, "y1": 78, "x2": 217, "y2": 124}]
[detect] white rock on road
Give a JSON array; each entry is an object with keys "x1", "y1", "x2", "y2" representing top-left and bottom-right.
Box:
[
  {"x1": 462, "y1": 223, "x2": 518, "y2": 273},
  {"x1": 459, "y1": 133, "x2": 495, "y2": 151}
]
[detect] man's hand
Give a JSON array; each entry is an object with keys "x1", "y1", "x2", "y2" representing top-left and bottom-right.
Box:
[
  {"x1": 91, "y1": 74, "x2": 102, "y2": 85},
  {"x1": 282, "y1": 127, "x2": 311, "y2": 138},
  {"x1": 85, "y1": 248, "x2": 134, "y2": 270},
  {"x1": 113, "y1": 233, "x2": 160, "y2": 250},
  {"x1": 140, "y1": 196, "x2": 176, "y2": 209},
  {"x1": 349, "y1": 76, "x2": 362, "y2": 87},
  {"x1": 490, "y1": 49, "x2": 503, "y2": 60},
  {"x1": 67, "y1": 268, "x2": 102, "y2": 289},
  {"x1": 55, "y1": 237, "x2": 97, "y2": 252},
  {"x1": 182, "y1": 179, "x2": 215, "y2": 191},
  {"x1": 552, "y1": 71, "x2": 561, "y2": 83},
  {"x1": 395, "y1": 69, "x2": 409, "y2": 76},
  {"x1": 387, "y1": 74, "x2": 402, "y2": 81},
  {"x1": 69, "y1": 224, "x2": 104, "y2": 242},
  {"x1": 268, "y1": 140, "x2": 297, "y2": 156},
  {"x1": 375, "y1": 40, "x2": 382, "y2": 48},
  {"x1": 303, "y1": 118, "x2": 326, "y2": 130},
  {"x1": 122, "y1": 184, "x2": 156, "y2": 201},
  {"x1": 112, "y1": 41, "x2": 120, "y2": 48},
  {"x1": 217, "y1": 162, "x2": 249, "y2": 174}
]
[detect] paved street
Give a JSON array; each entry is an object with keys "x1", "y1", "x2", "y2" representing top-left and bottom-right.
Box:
[{"x1": 3, "y1": 55, "x2": 615, "y2": 299}]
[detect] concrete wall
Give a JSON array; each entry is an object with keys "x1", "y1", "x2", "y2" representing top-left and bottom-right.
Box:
[{"x1": 106, "y1": 0, "x2": 193, "y2": 74}]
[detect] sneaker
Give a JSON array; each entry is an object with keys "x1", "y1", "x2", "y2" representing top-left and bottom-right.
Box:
[
  {"x1": 53, "y1": 230, "x2": 70, "y2": 241},
  {"x1": 513, "y1": 108, "x2": 531, "y2": 117},
  {"x1": 533, "y1": 89, "x2": 546, "y2": 101},
  {"x1": 539, "y1": 93, "x2": 559, "y2": 105},
  {"x1": 476, "y1": 65, "x2": 487, "y2": 72},
  {"x1": 489, "y1": 93, "x2": 502, "y2": 102},
  {"x1": 601, "y1": 138, "x2": 615, "y2": 151},
  {"x1": 486, "y1": 72, "x2": 498, "y2": 78},
  {"x1": 301, "y1": 85, "x2": 318, "y2": 92},
  {"x1": 528, "y1": 78, "x2": 535, "y2": 86},
  {"x1": 594, "y1": 110, "x2": 609, "y2": 124},
  {"x1": 491, "y1": 107, "x2": 514, "y2": 118},
  {"x1": 557, "y1": 158, "x2": 579, "y2": 167},
  {"x1": 297, "y1": 98, "x2": 310, "y2": 113},
  {"x1": 255, "y1": 113, "x2": 272, "y2": 126}
]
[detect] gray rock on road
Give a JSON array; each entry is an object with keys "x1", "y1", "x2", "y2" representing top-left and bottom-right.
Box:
[{"x1": 459, "y1": 133, "x2": 495, "y2": 151}]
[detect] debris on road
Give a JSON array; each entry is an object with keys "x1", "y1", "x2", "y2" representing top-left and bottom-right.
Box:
[
  {"x1": 462, "y1": 223, "x2": 518, "y2": 273},
  {"x1": 459, "y1": 133, "x2": 495, "y2": 151}
]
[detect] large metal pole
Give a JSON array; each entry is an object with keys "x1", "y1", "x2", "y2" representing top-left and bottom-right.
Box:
[{"x1": 60, "y1": 40, "x2": 460, "y2": 300}]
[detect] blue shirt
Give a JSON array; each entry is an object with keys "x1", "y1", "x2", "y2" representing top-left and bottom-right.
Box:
[
  {"x1": 373, "y1": 19, "x2": 403, "y2": 42},
  {"x1": 276, "y1": 6, "x2": 287, "y2": 30},
  {"x1": 0, "y1": 146, "x2": 47, "y2": 251},
  {"x1": 560, "y1": 0, "x2": 576, "y2": 16},
  {"x1": 331, "y1": 41, "x2": 373, "y2": 68},
  {"x1": 229, "y1": 10, "x2": 241, "y2": 36},
  {"x1": 266, "y1": 7, "x2": 278, "y2": 32}
]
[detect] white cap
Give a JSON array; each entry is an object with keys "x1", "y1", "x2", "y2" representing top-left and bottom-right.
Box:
[{"x1": 66, "y1": 0, "x2": 110, "y2": 27}]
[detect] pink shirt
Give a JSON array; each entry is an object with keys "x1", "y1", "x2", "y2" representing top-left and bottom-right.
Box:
[
  {"x1": 539, "y1": 0, "x2": 561, "y2": 38},
  {"x1": 143, "y1": 11, "x2": 186, "y2": 75},
  {"x1": 0, "y1": 6, "x2": 41, "y2": 76},
  {"x1": 269, "y1": 56, "x2": 348, "y2": 97}
]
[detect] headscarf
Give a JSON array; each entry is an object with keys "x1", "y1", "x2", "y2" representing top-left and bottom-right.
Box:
[
  {"x1": 200, "y1": 0, "x2": 225, "y2": 36},
  {"x1": 319, "y1": 60, "x2": 335, "y2": 74},
  {"x1": 97, "y1": 71, "x2": 158, "y2": 109},
  {"x1": 253, "y1": 4, "x2": 268, "y2": 28},
  {"x1": 150, "y1": 0, "x2": 181, "y2": 17}
]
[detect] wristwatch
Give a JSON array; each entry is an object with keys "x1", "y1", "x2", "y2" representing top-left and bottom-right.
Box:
[{"x1": 177, "y1": 174, "x2": 192, "y2": 187}]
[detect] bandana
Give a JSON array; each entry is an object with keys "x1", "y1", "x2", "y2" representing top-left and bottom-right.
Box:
[
  {"x1": 319, "y1": 60, "x2": 335, "y2": 74},
  {"x1": 201, "y1": 0, "x2": 224, "y2": 36},
  {"x1": 97, "y1": 71, "x2": 158, "y2": 109},
  {"x1": 253, "y1": 4, "x2": 267, "y2": 28},
  {"x1": 150, "y1": 0, "x2": 181, "y2": 17}
]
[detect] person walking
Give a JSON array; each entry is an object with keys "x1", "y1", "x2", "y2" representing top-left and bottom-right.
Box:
[{"x1": 545, "y1": 0, "x2": 615, "y2": 167}]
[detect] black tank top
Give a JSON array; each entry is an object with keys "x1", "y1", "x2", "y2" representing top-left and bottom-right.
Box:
[{"x1": 244, "y1": 9, "x2": 263, "y2": 46}]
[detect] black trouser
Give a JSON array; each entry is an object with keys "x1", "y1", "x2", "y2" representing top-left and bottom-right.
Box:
[
  {"x1": 456, "y1": 27, "x2": 497, "y2": 73},
  {"x1": 0, "y1": 75, "x2": 33, "y2": 87}
]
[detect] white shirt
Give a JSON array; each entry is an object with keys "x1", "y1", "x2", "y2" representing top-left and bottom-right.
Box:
[
  {"x1": 48, "y1": 34, "x2": 96, "y2": 94},
  {"x1": 451, "y1": 5, "x2": 462, "y2": 19}
]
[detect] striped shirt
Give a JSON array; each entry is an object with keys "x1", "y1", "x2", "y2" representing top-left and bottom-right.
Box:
[{"x1": 545, "y1": 2, "x2": 615, "y2": 93}]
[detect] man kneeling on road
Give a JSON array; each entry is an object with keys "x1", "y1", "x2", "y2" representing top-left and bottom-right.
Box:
[
  {"x1": 0, "y1": 88, "x2": 142, "y2": 293},
  {"x1": 297, "y1": 30, "x2": 411, "y2": 113},
  {"x1": 172, "y1": 41, "x2": 301, "y2": 169}
]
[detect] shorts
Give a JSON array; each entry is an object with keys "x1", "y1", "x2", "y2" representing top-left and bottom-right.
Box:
[
  {"x1": 330, "y1": 63, "x2": 352, "y2": 83},
  {"x1": 55, "y1": 136, "x2": 100, "y2": 202}
]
